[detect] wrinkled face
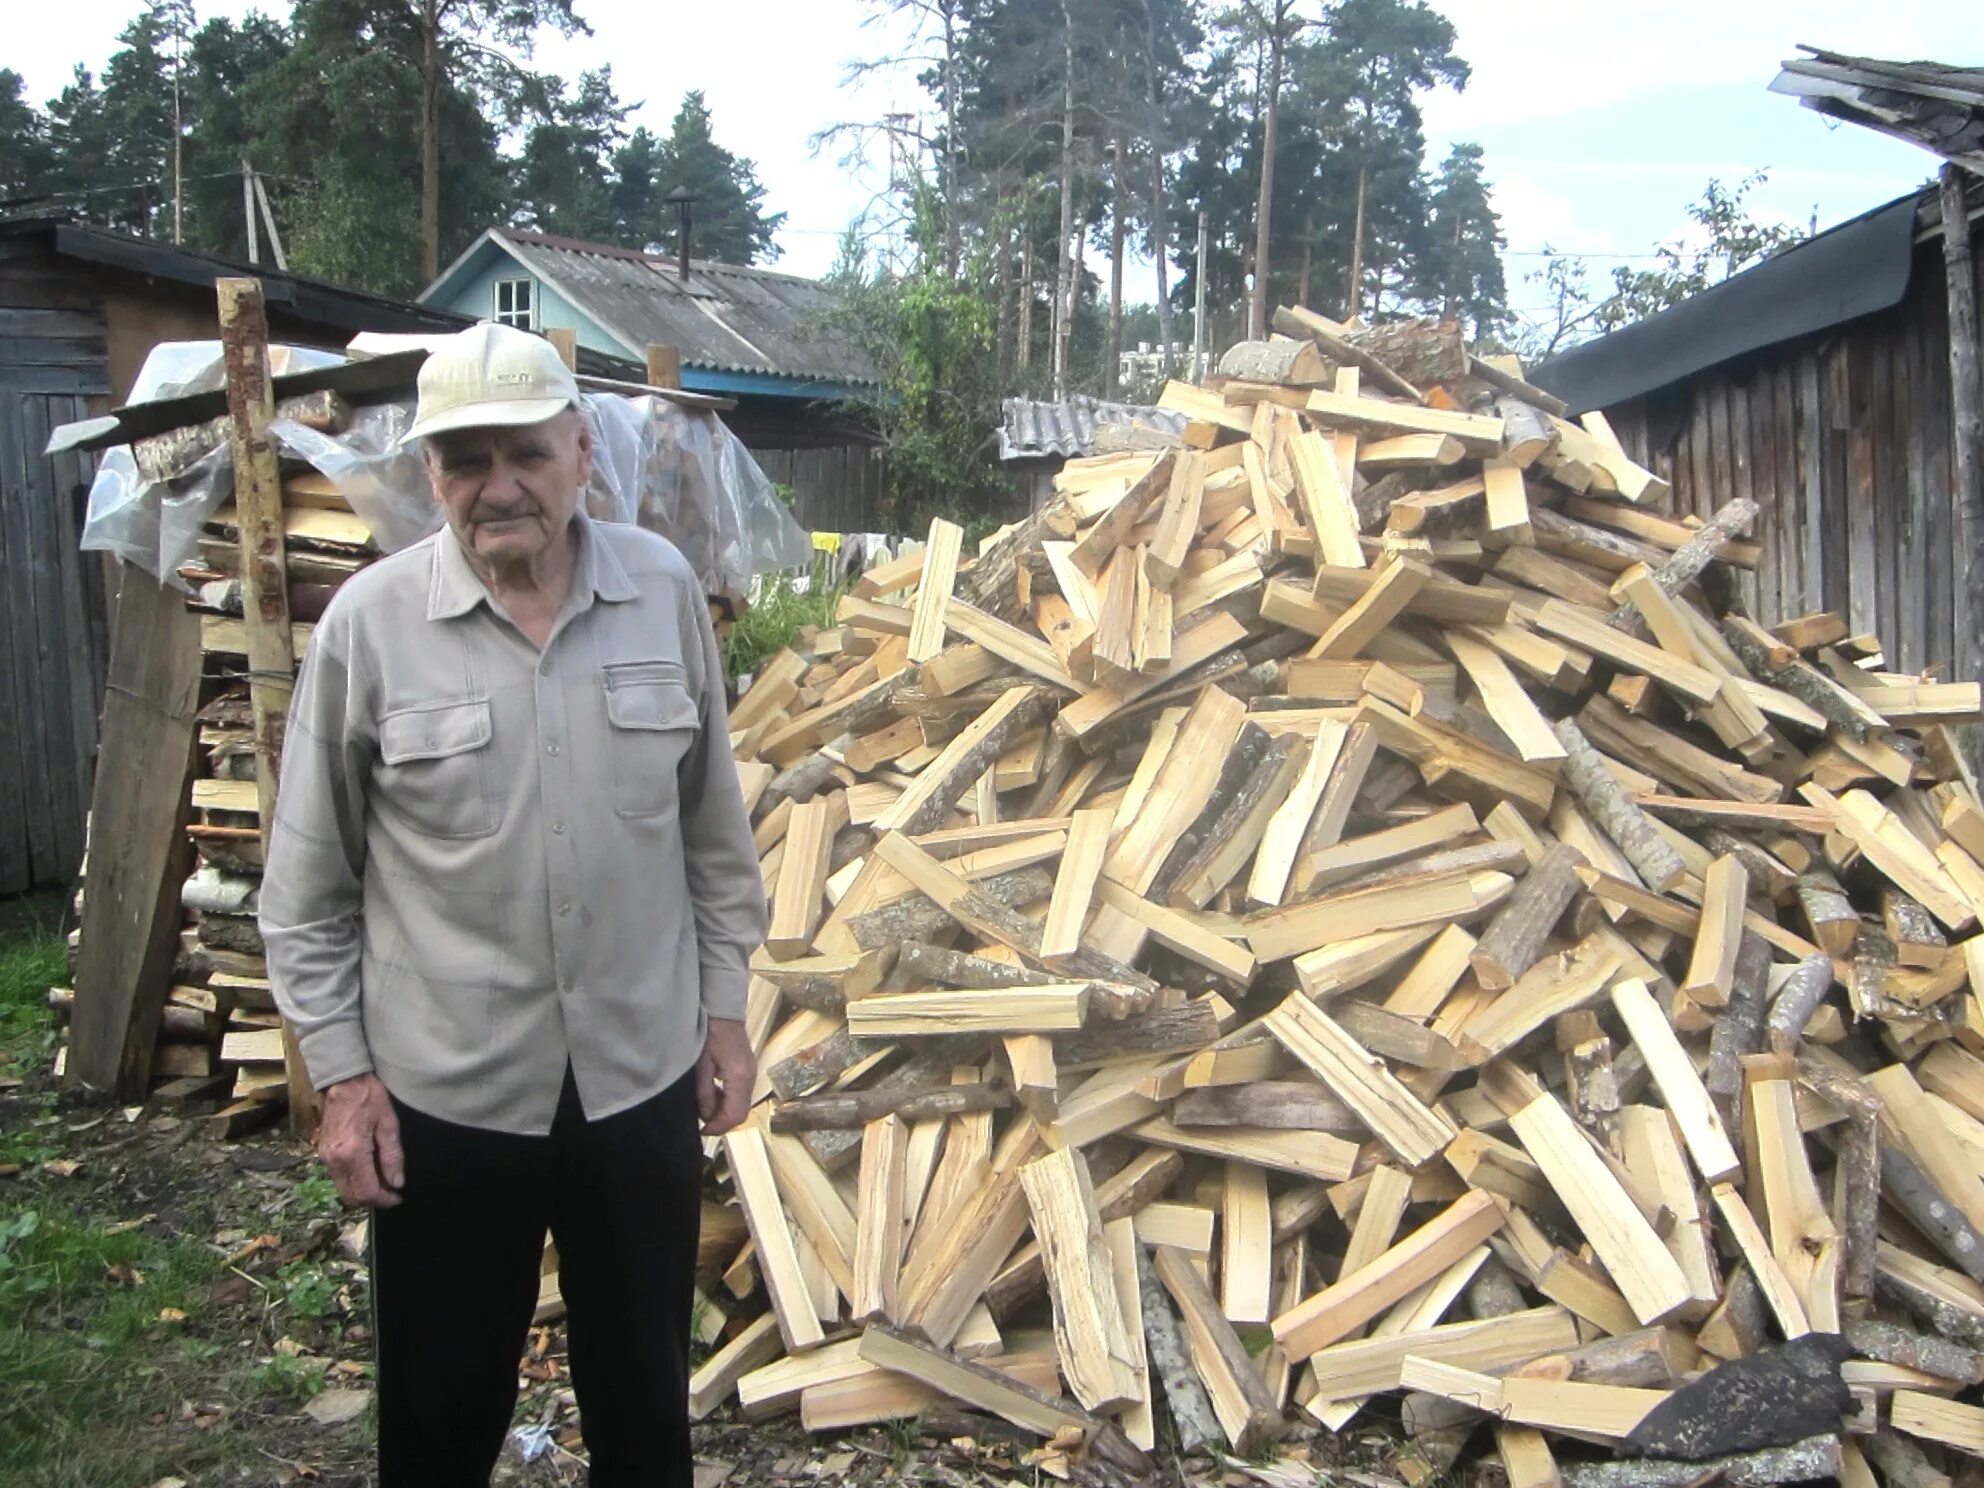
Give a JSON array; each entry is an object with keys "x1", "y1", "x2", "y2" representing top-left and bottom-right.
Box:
[{"x1": 424, "y1": 409, "x2": 593, "y2": 566}]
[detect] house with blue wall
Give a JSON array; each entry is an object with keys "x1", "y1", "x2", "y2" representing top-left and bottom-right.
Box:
[{"x1": 421, "y1": 228, "x2": 887, "y2": 528}]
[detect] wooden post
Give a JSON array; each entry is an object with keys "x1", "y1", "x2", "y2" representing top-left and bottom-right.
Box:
[
  {"x1": 216, "y1": 276, "x2": 317, "y2": 1132},
  {"x1": 65, "y1": 571, "x2": 201, "y2": 1098},
  {"x1": 547, "y1": 326, "x2": 579, "y2": 372},
  {"x1": 1941, "y1": 166, "x2": 1984, "y2": 770},
  {"x1": 645, "y1": 342, "x2": 682, "y2": 390}
]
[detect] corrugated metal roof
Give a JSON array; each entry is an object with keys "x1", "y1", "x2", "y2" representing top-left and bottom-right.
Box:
[
  {"x1": 998, "y1": 396, "x2": 1187, "y2": 461},
  {"x1": 495, "y1": 229, "x2": 880, "y2": 387}
]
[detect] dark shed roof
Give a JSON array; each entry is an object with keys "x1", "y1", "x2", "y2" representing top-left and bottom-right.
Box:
[
  {"x1": 1529, "y1": 191, "x2": 1922, "y2": 415},
  {"x1": 0, "y1": 217, "x2": 473, "y2": 336}
]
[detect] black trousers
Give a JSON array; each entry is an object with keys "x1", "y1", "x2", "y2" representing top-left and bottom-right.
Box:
[{"x1": 371, "y1": 1068, "x2": 703, "y2": 1487}]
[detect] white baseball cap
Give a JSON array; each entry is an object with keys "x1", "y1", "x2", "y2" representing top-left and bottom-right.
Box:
[{"x1": 402, "y1": 322, "x2": 581, "y2": 442}]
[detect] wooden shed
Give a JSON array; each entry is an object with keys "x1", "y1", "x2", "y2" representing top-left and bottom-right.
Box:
[
  {"x1": 1531, "y1": 179, "x2": 1984, "y2": 688},
  {"x1": 0, "y1": 219, "x2": 468, "y2": 896}
]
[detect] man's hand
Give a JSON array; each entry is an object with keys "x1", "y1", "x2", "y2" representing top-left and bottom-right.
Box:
[
  {"x1": 696, "y1": 1018, "x2": 754, "y2": 1136},
  {"x1": 318, "y1": 1074, "x2": 405, "y2": 1208}
]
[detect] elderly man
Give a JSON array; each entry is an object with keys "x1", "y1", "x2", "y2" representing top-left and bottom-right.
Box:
[{"x1": 260, "y1": 322, "x2": 766, "y2": 1487}]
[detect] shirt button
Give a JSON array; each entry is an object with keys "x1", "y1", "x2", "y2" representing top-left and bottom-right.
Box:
[
  {"x1": 545, "y1": 741, "x2": 561, "y2": 756},
  {"x1": 552, "y1": 821, "x2": 566, "y2": 835},
  {"x1": 557, "y1": 901, "x2": 571, "y2": 917},
  {"x1": 539, "y1": 659, "x2": 551, "y2": 676}
]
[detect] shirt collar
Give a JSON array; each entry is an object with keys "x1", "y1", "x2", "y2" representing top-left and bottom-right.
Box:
[{"x1": 427, "y1": 510, "x2": 637, "y2": 622}]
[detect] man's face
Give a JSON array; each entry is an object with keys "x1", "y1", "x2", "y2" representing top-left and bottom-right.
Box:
[{"x1": 424, "y1": 409, "x2": 593, "y2": 566}]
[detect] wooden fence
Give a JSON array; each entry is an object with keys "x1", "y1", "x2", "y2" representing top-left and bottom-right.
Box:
[{"x1": 1, "y1": 262, "x2": 111, "y2": 895}]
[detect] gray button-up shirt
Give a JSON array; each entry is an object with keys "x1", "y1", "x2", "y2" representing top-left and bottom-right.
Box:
[{"x1": 258, "y1": 513, "x2": 767, "y2": 1134}]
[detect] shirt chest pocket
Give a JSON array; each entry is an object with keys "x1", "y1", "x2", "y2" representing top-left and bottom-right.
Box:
[
  {"x1": 377, "y1": 698, "x2": 498, "y2": 839},
  {"x1": 602, "y1": 661, "x2": 700, "y2": 819}
]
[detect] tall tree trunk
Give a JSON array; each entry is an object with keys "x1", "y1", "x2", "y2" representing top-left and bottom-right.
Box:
[
  {"x1": 1297, "y1": 213, "x2": 1312, "y2": 307},
  {"x1": 942, "y1": 1, "x2": 961, "y2": 278},
  {"x1": 996, "y1": 209, "x2": 1015, "y2": 380},
  {"x1": 1444, "y1": 211, "x2": 1462, "y2": 323},
  {"x1": 1140, "y1": 0, "x2": 1176, "y2": 376},
  {"x1": 1018, "y1": 228, "x2": 1034, "y2": 373},
  {"x1": 1052, "y1": 0, "x2": 1078, "y2": 400},
  {"x1": 1247, "y1": 12, "x2": 1285, "y2": 341},
  {"x1": 419, "y1": 0, "x2": 441, "y2": 284},
  {"x1": 1070, "y1": 181, "x2": 1087, "y2": 391},
  {"x1": 1107, "y1": 133, "x2": 1126, "y2": 400},
  {"x1": 1346, "y1": 162, "x2": 1369, "y2": 319},
  {"x1": 1941, "y1": 164, "x2": 1984, "y2": 739}
]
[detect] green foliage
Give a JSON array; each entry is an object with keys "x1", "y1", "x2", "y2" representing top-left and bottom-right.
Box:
[
  {"x1": 827, "y1": 185, "x2": 1010, "y2": 529},
  {"x1": 648, "y1": 91, "x2": 786, "y2": 265},
  {"x1": 1423, "y1": 142, "x2": 1506, "y2": 339},
  {"x1": 0, "y1": 895, "x2": 65, "y2": 1077},
  {"x1": 293, "y1": 1173, "x2": 344, "y2": 1219},
  {"x1": 1514, "y1": 172, "x2": 1807, "y2": 360},
  {"x1": 0, "y1": 1202, "x2": 234, "y2": 1482},
  {"x1": 1601, "y1": 172, "x2": 1803, "y2": 329},
  {"x1": 277, "y1": 1260, "x2": 342, "y2": 1323},
  {"x1": 248, "y1": 1351, "x2": 327, "y2": 1402},
  {"x1": 725, "y1": 570, "x2": 843, "y2": 680}
]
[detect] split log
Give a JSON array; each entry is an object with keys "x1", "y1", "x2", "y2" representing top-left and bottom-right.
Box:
[
  {"x1": 960, "y1": 499, "x2": 1078, "y2": 622},
  {"x1": 1134, "y1": 1243, "x2": 1219, "y2": 1455},
  {"x1": 1876, "y1": 1263, "x2": 1984, "y2": 1350},
  {"x1": 1607, "y1": 498, "x2": 1758, "y2": 637},
  {"x1": 847, "y1": 867, "x2": 1056, "y2": 950},
  {"x1": 1171, "y1": 1081, "x2": 1362, "y2": 1134},
  {"x1": 1795, "y1": 871, "x2": 1860, "y2": 958},
  {"x1": 895, "y1": 941, "x2": 1056, "y2": 990},
  {"x1": 1558, "y1": 1435, "x2": 1841, "y2": 1488},
  {"x1": 1271, "y1": 304, "x2": 1422, "y2": 400},
  {"x1": 1216, "y1": 339, "x2": 1326, "y2": 385},
  {"x1": 1765, "y1": 953, "x2": 1837, "y2": 1054},
  {"x1": 1880, "y1": 1143, "x2": 1984, "y2": 1285},
  {"x1": 762, "y1": 740, "x2": 855, "y2": 811},
  {"x1": 1862, "y1": 1430, "x2": 1957, "y2": 1488},
  {"x1": 1706, "y1": 933, "x2": 1773, "y2": 1102},
  {"x1": 771, "y1": 1081, "x2": 1013, "y2": 1133},
  {"x1": 1840, "y1": 1319, "x2": 1983, "y2": 1385},
  {"x1": 1553, "y1": 716, "x2": 1687, "y2": 891},
  {"x1": 1722, "y1": 615, "x2": 1882, "y2": 742},
  {"x1": 1834, "y1": 1114, "x2": 1882, "y2": 1300},
  {"x1": 1469, "y1": 842, "x2": 1582, "y2": 990}
]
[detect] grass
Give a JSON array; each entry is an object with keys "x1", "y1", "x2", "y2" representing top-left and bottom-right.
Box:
[
  {"x1": 0, "y1": 892, "x2": 67, "y2": 1078},
  {"x1": 0, "y1": 1196, "x2": 258, "y2": 1485},
  {"x1": 0, "y1": 895, "x2": 280, "y2": 1484},
  {"x1": 726, "y1": 566, "x2": 846, "y2": 680}
]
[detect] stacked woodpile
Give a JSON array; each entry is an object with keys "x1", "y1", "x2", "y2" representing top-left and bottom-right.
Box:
[
  {"x1": 52, "y1": 408, "x2": 371, "y2": 1133},
  {"x1": 689, "y1": 308, "x2": 1984, "y2": 1485}
]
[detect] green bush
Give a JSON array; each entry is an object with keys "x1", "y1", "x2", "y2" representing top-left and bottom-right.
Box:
[{"x1": 725, "y1": 568, "x2": 844, "y2": 680}]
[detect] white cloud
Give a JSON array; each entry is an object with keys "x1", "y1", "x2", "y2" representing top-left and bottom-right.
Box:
[{"x1": 1420, "y1": 0, "x2": 1974, "y2": 137}]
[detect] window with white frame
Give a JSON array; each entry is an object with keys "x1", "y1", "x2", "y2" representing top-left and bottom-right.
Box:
[{"x1": 493, "y1": 278, "x2": 535, "y2": 329}]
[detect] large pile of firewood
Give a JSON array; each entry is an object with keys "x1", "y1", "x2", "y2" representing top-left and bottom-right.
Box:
[{"x1": 687, "y1": 308, "x2": 1984, "y2": 1486}]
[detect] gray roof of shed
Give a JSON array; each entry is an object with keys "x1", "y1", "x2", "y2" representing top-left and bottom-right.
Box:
[
  {"x1": 999, "y1": 396, "x2": 1187, "y2": 460},
  {"x1": 452, "y1": 229, "x2": 881, "y2": 387}
]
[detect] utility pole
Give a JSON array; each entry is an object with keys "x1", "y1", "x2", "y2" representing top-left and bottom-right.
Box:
[
  {"x1": 1192, "y1": 210, "x2": 1209, "y2": 382},
  {"x1": 242, "y1": 160, "x2": 259, "y2": 264},
  {"x1": 252, "y1": 169, "x2": 288, "y2": 271}
]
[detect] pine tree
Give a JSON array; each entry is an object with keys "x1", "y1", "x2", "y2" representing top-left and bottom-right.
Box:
[
  {"x1": 651, "y1": 91, "x2": 784, "y2": 266},
  {"x1": 1421, "y1": 141, "x2": 1506, "y2": 338},
  {"x1": 511, "y1": 67, "x2": 630, "y2": 242},
  {"x1": 0, "y1": 71, "x2": 54, "y2": 203}
]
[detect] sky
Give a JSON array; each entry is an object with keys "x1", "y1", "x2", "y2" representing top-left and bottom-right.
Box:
[{"x1": 13, "y1": 0, "x2": 1971, "y2": 332}]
